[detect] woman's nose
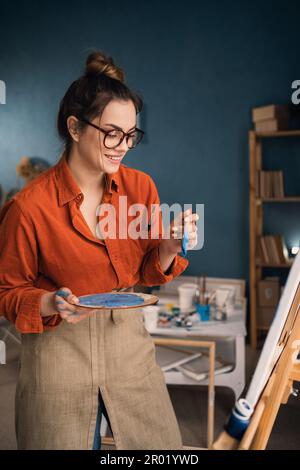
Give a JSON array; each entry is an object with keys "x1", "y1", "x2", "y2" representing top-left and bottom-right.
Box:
[{"x1": 117, "y1": 138, "x2": 129, "y2": 153}]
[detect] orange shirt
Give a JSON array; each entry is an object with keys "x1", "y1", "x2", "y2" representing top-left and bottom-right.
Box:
[{"x1": 0, "y1": 152, "x2": 188, "y2": 333}]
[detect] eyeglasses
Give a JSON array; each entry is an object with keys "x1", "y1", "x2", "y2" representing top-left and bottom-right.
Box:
[{"x1": 80, "y1": 118, "x2": 145, "y2": 149}]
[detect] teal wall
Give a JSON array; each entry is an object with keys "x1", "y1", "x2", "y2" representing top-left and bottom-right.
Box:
[{"x1": 0, "y1": 0, "x2": 299, "y2": 281}]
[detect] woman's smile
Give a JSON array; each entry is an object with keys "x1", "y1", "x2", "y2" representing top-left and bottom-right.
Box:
[{"x1": 104, "y1": 153, "x2": 124, "y2": 165}]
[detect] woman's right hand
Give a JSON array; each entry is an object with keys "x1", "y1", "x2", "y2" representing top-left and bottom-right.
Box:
[{"x1": 53, "y1": 287, "x2": 96, "y2": 324}]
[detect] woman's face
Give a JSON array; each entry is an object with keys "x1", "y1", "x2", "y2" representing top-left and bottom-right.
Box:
[{"x1": 70, "y1": 99, "x2": 137, "y2": 174}]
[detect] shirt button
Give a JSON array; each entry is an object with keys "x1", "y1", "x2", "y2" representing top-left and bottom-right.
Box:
[{"x1": 75, "y1": 194, "x2": 83, "y2": 203}]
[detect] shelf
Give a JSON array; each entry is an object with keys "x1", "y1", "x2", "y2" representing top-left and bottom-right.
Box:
[
  {"x1": 256, "y1": 197, "x2": 300, "y2": 204},
  {"x1": 249, "y1": 128, "x2": 300, "y2": 348},
  {"x1": 254, "y1": 130, "x2": 300, "y2": 138},
  {"x1": 256, "y1": 262, "x2": 293, "y2": 268}
]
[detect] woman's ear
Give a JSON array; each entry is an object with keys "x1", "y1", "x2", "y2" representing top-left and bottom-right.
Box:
[{"x1": 67, "y1": 116, "x2": 80, "y2": 142}]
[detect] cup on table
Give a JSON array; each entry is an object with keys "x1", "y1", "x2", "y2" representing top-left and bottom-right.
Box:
[
  {"x1": 218, "y1": 285, "x2": 236, "y2": 307},
  {"x1": 215, "y1": 288, "x2": 230, "y2": 309},
  {"x1": 196, "y1": 303, "x2": 210, "y2": 321},
  {"x1": 178, "y1": 283, "x2": 197, "y2": 313},
  {"x1": 142, "y1": 305, "x2": 159, "y2": 332}
]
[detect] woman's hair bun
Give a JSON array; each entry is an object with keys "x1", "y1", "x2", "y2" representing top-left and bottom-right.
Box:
[{"x1": 85, "y1": 51, "x2": 125, "y2": 82}]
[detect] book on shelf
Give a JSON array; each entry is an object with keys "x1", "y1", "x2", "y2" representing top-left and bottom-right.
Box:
[
  {"x1": 155, "y1": 346, "x2": 233, "y2": 382},
  {"x1": 252, "y1": 104, "x2": 289, "y2": 123},
  {"x1": 257, "y1": 235, "x2": 290, "y2": 265},
  {"x1": 257, "y1": 236, "x2": 269, "y2": 264},
  {"x1": 256, "y1": 170, "x2": 285, "y2": 198},
  {"x1": 264, "y1": 235, "x2": 281, "y2": 264},
  {"x1": 175, "y1": 354, "x2": 233, "y2": 382},
  {"x1": 273, "y1": 171, "x2": 284, "y2": 198},
  {"x1": 176, "y1": 363, "x2": 233, "y2": 382},
  {"x1": 260, "y1": 171, "x2": 272, "y2": 197},
  {"x1": 155, "y1": 346, "x2": 202, "y2": 372}
]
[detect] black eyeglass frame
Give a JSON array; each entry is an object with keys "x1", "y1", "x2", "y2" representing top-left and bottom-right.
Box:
[{"x1": 79, "y1": 118, "x2": 145, "y2": 149}]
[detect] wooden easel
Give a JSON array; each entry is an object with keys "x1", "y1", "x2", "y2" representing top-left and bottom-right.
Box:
[{"x1": 213, "y1": 282, "x2": 300, "y2": 450}]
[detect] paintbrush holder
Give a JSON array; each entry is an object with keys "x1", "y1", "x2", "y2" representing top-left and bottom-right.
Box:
[{"x1": 196, "y1": 303, "x2": 210, "y2": 322}]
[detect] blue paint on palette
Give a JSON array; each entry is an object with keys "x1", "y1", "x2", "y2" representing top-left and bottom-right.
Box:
[{"x1": 78, "y1": 293, "x2": 144, "y2": 308}]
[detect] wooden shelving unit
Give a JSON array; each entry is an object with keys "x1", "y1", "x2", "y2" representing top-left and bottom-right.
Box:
[
  {"x1": 249, "y1": 130, "x2": 300, "y2": 348},
  {"x1": 256, "y1": 197, "x2": 300, "y2": 203}
]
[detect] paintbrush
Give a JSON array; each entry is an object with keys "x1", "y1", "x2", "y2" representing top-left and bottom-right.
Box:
[{"x1": 199, "y1": 273, "x2": 207, "y2": 304}]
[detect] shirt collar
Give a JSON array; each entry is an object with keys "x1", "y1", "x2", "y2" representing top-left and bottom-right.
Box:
[{"x1": 55, "y1": 151, "x2": 119, "y2": 207}]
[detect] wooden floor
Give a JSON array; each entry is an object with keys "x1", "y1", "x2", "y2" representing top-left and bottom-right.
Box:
[{"x1": 1, "y1": 325, "x2": 300, "y2": 450}]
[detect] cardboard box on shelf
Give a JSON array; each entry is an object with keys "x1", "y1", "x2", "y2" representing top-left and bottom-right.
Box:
[
  {"x1": 254, "y1": 117, "x2": 289, "y2": 132},
  {"x1": 258, "y1": 278, "x2": 280, "y2": 307},
  {"x1": 252, "y1": 104, "x2": 289, "y2": 123},
  {"x1": 257, "y1": 306, "x2": 277, "y2": 329}
]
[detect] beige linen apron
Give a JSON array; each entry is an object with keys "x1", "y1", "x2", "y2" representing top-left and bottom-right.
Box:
[{"x1": 15, "y1": 308, "x2": 183, "y2": 450}]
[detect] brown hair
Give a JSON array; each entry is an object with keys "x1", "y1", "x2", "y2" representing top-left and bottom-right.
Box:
[{"x1": 57, "y1": 50, "x2": 143, "y2": 154}]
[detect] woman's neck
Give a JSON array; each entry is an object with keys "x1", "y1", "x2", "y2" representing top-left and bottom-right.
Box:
[{"x1": 66, "y1": 148, "x2": 105, "y2": 194}]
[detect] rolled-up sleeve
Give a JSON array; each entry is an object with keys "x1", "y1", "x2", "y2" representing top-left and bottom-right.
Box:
[
  {"x1": 0, "y1": 198, "x2": 51, "y2": 333},
  {"x1": 139, "y1": 246, "x2": 188, "y2": 286},
  {"x1": 138, "y1": 177, "x2": 189, "y2": 286}
]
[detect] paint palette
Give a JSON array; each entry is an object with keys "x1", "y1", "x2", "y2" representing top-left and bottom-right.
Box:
[{"x1": 77, "y1": 292, "x2": 159, "y2": 310}]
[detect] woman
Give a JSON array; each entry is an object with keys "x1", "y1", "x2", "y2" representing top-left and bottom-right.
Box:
[{"x1": 0, "y1": 51, "x2": 198, "y2": 450}]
